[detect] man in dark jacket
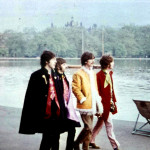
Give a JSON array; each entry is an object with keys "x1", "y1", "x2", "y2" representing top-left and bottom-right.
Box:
[
  {"x1": 19, "y1": 50, "x2": 66, "y2": 150},
  {"x1": 55, "y1": 58, "x2": 81, "y2": 150}
]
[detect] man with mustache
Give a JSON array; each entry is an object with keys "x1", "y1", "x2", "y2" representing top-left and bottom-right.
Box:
[
  {"x1": 72, "y1": 52, "x2": 103, "y2": 150},
  {"x1": 90, "y1": 55, "x2": 120, "y2": 150},
  {"x1": 55, "y1": 57, "x2": 81, "y2": 150}
]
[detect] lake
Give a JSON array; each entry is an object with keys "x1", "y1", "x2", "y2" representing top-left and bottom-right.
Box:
[{"x1": 0, "y1": 58, "x2": 150, "y2": 122}]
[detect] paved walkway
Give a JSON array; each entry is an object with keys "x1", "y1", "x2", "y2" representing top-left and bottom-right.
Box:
[{"x1": 0, "y1": 105, "x2": 150, "y2": 150}]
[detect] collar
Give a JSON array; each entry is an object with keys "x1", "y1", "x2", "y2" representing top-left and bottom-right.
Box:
[
  {"x1": 56, "y1": 70, "x2": 65, "y2": 79},
  {"x1": 102, "y1": 69, "x2": 109, "y2": 74},
  {"x1": 82, "y1": 66, "x2": 93, "y2": 75},
  {"x1": 41, "y1": 67, "x2": 49, "y2": 74},
  {"x1": 102, "y1": 69, "x2": 113, "y2": 76}
]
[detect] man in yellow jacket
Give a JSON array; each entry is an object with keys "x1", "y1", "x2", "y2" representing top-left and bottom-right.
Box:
[{"x1": 72, "y1": 52, "x2": 103, "y2": 150}]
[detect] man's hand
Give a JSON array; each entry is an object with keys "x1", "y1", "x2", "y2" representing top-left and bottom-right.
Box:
[{"x1": 95, "y1": 113, "x2": 101, "y2": 118}]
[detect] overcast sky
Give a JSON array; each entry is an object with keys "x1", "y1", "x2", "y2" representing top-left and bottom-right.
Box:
[{"x1": 0, "y1": 0, "x2": 150, "y2": 32}]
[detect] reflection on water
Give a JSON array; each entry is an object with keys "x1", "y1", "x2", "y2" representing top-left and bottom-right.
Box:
[{"x1": 0, "y1": 58, "x2": 150, "y2": 122}]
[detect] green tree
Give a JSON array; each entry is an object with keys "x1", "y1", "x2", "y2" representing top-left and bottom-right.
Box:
[{"x1": 5, "y1": 32, "x2": 26, "y2": 57}]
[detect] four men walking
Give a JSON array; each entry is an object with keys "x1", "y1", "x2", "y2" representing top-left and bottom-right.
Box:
[{"x1": 19, "y1": 50, "x2": 120, "y2": 150}]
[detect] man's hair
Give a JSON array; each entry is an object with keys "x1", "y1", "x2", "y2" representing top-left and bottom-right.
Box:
[
  {"x1": 40, "y1": 50, "x2": 55, "y2": 67},
  {"x1": 99, "y1": 54, "x2": 114, "y2": 69},
  {"x1": 81, "y1": 51, "x2": 95, "y2": 66},
  {"x1": 55, "y1": 58, "x2": 66, "y2": 71}
]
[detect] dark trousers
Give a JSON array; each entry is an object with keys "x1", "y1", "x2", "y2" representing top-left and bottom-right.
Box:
[
  {"x1": 66, "y1": 127, "x2": 76, "y2": 150},
  {"x1": 39, "y1": 132, "x2": 60, "y2": 150}
]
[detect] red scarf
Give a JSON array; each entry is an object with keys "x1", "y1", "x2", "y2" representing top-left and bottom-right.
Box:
[{"x1": 45, "y1": 75, "x2": 60, "y2": 119}]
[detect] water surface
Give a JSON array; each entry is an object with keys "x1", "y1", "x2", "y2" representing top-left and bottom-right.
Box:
[{"x1": 0, "y1": 58, "x2": 150, "y2": 122}]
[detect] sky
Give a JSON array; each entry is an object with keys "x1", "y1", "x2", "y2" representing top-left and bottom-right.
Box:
[{"x1": 0, "y1": 0, "x2": 150, "y2": 32}]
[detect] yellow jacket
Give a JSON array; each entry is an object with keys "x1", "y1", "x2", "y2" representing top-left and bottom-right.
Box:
[{"x1": 72, "y1": 68, "x2": 99, "y2": 110}]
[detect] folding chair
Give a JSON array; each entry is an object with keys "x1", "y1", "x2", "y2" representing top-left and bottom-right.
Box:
[{"x1": 132, "y1": 99, "x2": 150, "y2": 137}]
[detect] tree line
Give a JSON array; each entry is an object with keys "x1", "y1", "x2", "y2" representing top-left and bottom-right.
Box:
[{"x1": 0, "y1": 23, "x2": 150, "y2": 58}]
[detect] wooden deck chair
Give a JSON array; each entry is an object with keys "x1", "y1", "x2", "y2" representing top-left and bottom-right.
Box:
[{"x1": 132, "y1": 99, "x2": 150, "y2": 137}]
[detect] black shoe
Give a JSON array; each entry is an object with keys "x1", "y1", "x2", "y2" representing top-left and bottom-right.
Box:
[
  {"x1": 89, "y1": 143, "x2": 100, "y2": 149},
  {"x1": 74, "y1": 142, "x2": 80, "y2": 150},
  {"x1": 114, "y1": 148, "x2": 120, "y2": 150}
]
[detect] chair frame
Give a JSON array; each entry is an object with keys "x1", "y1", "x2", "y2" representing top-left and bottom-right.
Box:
[{"x1": 132, "y1": 99, "x2": 150, "y2": 137}]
